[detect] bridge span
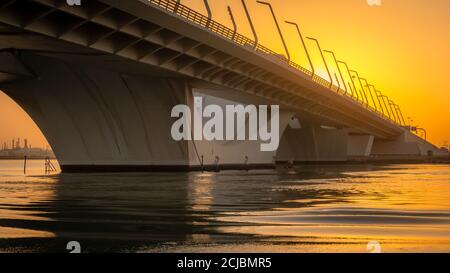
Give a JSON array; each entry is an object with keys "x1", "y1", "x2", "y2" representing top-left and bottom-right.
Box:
[{"x1": 0, "y1": 0, "x2": 445, "y2": 172}]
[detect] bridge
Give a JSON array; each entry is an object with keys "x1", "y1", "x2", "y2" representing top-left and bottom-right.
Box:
[{"x1": 0, "y1": 0, "x2": 445, "y2": 172}]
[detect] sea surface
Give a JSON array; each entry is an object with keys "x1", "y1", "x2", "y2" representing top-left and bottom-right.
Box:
[{"x1": 1, "y1": 160, "x2": 450, "y2": 253}]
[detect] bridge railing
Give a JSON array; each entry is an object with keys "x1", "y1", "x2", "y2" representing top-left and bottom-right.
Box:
[
  {"x1": 148, "y1": 0, "x2": 289, "y2": 62},
  {"x1": 148, "y1": 0, "x2": 397, "y2": 125}
]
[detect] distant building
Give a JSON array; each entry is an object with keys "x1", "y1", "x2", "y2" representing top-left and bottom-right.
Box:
[{"x1": 0, "y1": 137, "x2": 55, "y2": 159}]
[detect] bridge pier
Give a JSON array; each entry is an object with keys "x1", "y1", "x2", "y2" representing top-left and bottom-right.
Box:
[
  {"x1": 1, "y1": 52, "x2": 296, "y2": 171},
  {"x1": 347, "y1": 135, "x2": 375, "y2": 157},
  {"x1": 187, "y1": 90, "x2": 294, "y2": 170},
  {"x1": 276, "y1": 122, "x2": 348, "y2": 163},
  {"x1": 372, "y1": 131, "x2": 444, "y2": 157},
  {"x1": 1, "y1": 52, "x2": 193, "y2": 171}
]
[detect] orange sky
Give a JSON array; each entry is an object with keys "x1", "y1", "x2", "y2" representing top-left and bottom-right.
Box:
[{"x1": 1, "y1": 0, "x2": 449, "y2": 147}]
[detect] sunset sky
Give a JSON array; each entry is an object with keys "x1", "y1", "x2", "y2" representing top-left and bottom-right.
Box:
[{"x1": 0, "y1": 0, "x2": 449, "y2": 148}]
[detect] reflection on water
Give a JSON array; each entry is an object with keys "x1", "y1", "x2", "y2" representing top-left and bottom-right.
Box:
[{"x1": 0, "y1": 160, "x2": 450, "y2": 253}]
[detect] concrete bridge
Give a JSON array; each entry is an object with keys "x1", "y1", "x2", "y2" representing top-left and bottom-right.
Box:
[{"x1": 0, "y1": 0, "x2": 444, "y2": 172}]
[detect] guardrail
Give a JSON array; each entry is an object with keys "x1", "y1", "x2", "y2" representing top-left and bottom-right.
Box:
[{"x1": 147, "y1": 0, "x2": 398, "y2": 125}]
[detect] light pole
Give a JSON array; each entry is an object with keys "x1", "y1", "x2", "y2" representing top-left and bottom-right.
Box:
[
  {"x1": 388, "y1": 99, "x2": 399, "y2": 124},
  {"x1": 415, "y1": 127, "x2": 427, "y2": 141},
  {"x1": 241, "y1": 0, "x2": 258, "y2": 49},
  {"x1": 337, "y1": 60, "x2": 359, "y2": 100},
  {"x1": 203, "y1": 0, "x2": 212, "y2": 28},
  {"x1": 285, "y1": 21, "x2": 314, "y2": 78},
  {"x1": 174, "y1": 0, "x2": 181, "y2": 13},
  {"x1": 389, "y1": 100, "x2": 400, "y2": 124},
  {"x1": 369, "y1": 85, "x2": 384, "y2": 115},
  {"x1": 324, "y1": 50, "x2": 347, "y2": 94},
  {"x1": 376, "y1": 90, "x2": 390, "y2": 119},
  {"x1": 360, "y1": 78, "x2": 377, "y2": 111},
  {"x1": 395, "y1": 104, "x2": 406, "y2": 125},
  {"x1": 333, "y1": 73, "x2": 341, "y2": 91},
  {"x1": 349, "y1": 70, "x2": 369, "y2": 107},
  {"x1": 306, "y1": 37, "x2": 332, "y2": 88},
  {"x1": 382, "y1": 95, "x2": 396, "y2": 122},
  {"x1": 227, "y1": 6, "x2": 237, "y2": 41},
  {"x1": 256, "y1": 1, "x2": 290, "y2": 61},
  {"x1": 347, "y1": 70, "x2": 365, "y2": 103},
  {"x1": 392, "y1": 104, "x2": 404, "y2": 125}
]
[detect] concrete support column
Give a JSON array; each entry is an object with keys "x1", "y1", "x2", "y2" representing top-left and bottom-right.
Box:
[
  {"x1": 347, "y1": 135, "x2": 374, "y2": 157},
  {"x1": 276, "y1": 121, "x2": 348, "y2": 162},
  {"x1": 0, "y1": 53, "x2": 192, "y2": 171},
  {"x1": 187, "y1": 89, "x2": 294, "y2": 169},
  {"x1": 1, "y1": 53, "x2": 296, "y2": 171},
  {"x1": 372, "y1": 131, "x2": 445, "y2": 157}
]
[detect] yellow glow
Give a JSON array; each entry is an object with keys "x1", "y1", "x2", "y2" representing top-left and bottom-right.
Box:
[
  {"x1": 210, "y1": 165, "x2": 450, "y2": 252},
  {"x1": 0, "y1": 91, "x2": 48, "y2": 149},
  {"x1": 183, "y1": 0, "x2": 450, "y2": 146}
]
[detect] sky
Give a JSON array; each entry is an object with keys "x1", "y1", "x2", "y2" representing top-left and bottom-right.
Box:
[{"x1": 0, "y1": 0, "x2": 449, "y2": 147}]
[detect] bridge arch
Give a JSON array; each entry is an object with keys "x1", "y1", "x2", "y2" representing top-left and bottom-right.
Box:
[
  {"x1": 0, "y1": 89, "x2": 51, "y2": 157},
  {"x1": 1, "y1": 52, "x2": 194, "y2": 172},
  {"x1": 1, "y1": 51, "x2": 300, "y2": 171}
]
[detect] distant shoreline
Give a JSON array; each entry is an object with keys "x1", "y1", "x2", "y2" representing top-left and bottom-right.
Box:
[
  {"x1": 0, "y1": 157, "x2": 56, "y2": 160},
  {"x1": 1, "y1": 157, "x2": 449, "y2": 168}
]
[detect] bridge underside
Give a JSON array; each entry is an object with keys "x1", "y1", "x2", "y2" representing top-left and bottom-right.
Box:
[
  {"x1": 0, "y1": 0, "x2": 404, "y2": 140},
  {"x1": 0, "y1": 52, "x2": 286, "y2": 171},
  {"x1": 0, "y1": 0, "x2": 445, "y2": 172},
  {"x1": 0, "y1": 52, "x2": 443, "y2": 172}
]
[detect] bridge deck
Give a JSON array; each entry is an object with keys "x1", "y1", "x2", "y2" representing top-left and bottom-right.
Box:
[{"x1": 0, "y1": 0, "x2": 404, "y2": 139}]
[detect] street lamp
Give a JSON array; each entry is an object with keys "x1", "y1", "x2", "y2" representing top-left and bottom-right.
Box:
[
  {"x1": 174, "y1": 0, "x2": 181, "y2": 13},
  {"x1": 394, "y1": 104, "x2": 406, "y2": 126},
  {"x1": 376, "y1": 90, "x2": 390, "y2": 119},
  {"x1": 337, "y1": 60, "x2": 359, "y2": 100},
  {"x1": 369, "y1": 85, "x2": 384, "y2": 115},
  {"x1": 382, "y1": 95, "x2": 396, "y2": 122},
  {"x1": 323, "y1": 50, "x2": 347, "y2": 94},
  {"x1": 360, "y1": 78, "x2": 378, "y2": 111},
  {"x1": 418, "y1": 127, "x2": 427, "y2": 141},
  {"x1": 256, "y1": 1, "x2": 290, "y2": 61},
  {"x1": 349, "y1": 70, "x2": 369, "y2": 107},
  {"x1": 412, "y1": 127, "x2": 427, "y2": 141},
  {"x1": 285, "y1": 21, "x2": 314, "y2": 78},
  {"x1": 241, "y1": 0, "x2": 258, "y2": 49},
  {"x1": 227, "y1": 6, "x2": 237, "y2": 41},
  {"x1": 203, "y1": 0, "x2": 212, "y2": 28},
  {"x1": 389, "y1": 100, "x2": 400, "y2": 124},
  {"x1": 392, "y1": 104, "x2": 404, "y2": 125},
  {"x1": 306, "y1": 37, "x2": 332, "y2": 88}
]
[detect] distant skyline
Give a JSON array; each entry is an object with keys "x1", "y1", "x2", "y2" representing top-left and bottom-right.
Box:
[
  {"x1": 1, "y1": 0, "x2": 450, "y2": 146},
  {"x1": 0, "y1": 91, "x2": 49, "y2": 149},
  {"x1": 0, "y1": 136, "x2": 48, "y2": 150}
]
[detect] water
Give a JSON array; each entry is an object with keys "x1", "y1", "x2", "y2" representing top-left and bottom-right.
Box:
[{"x1": 1, "y1": 160, "x2": 450, "y2": 253}]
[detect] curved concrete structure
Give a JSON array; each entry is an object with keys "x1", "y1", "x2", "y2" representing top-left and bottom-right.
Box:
[
  {"x1": 0, "y1": 0, "x2": 446, "y2": 171},
  {"x1": 1, "y1": 52, "x2": 296, "y2": 171},
  {"x1": 1, "y1": 53, "x2": 190, "y2": 170}
]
